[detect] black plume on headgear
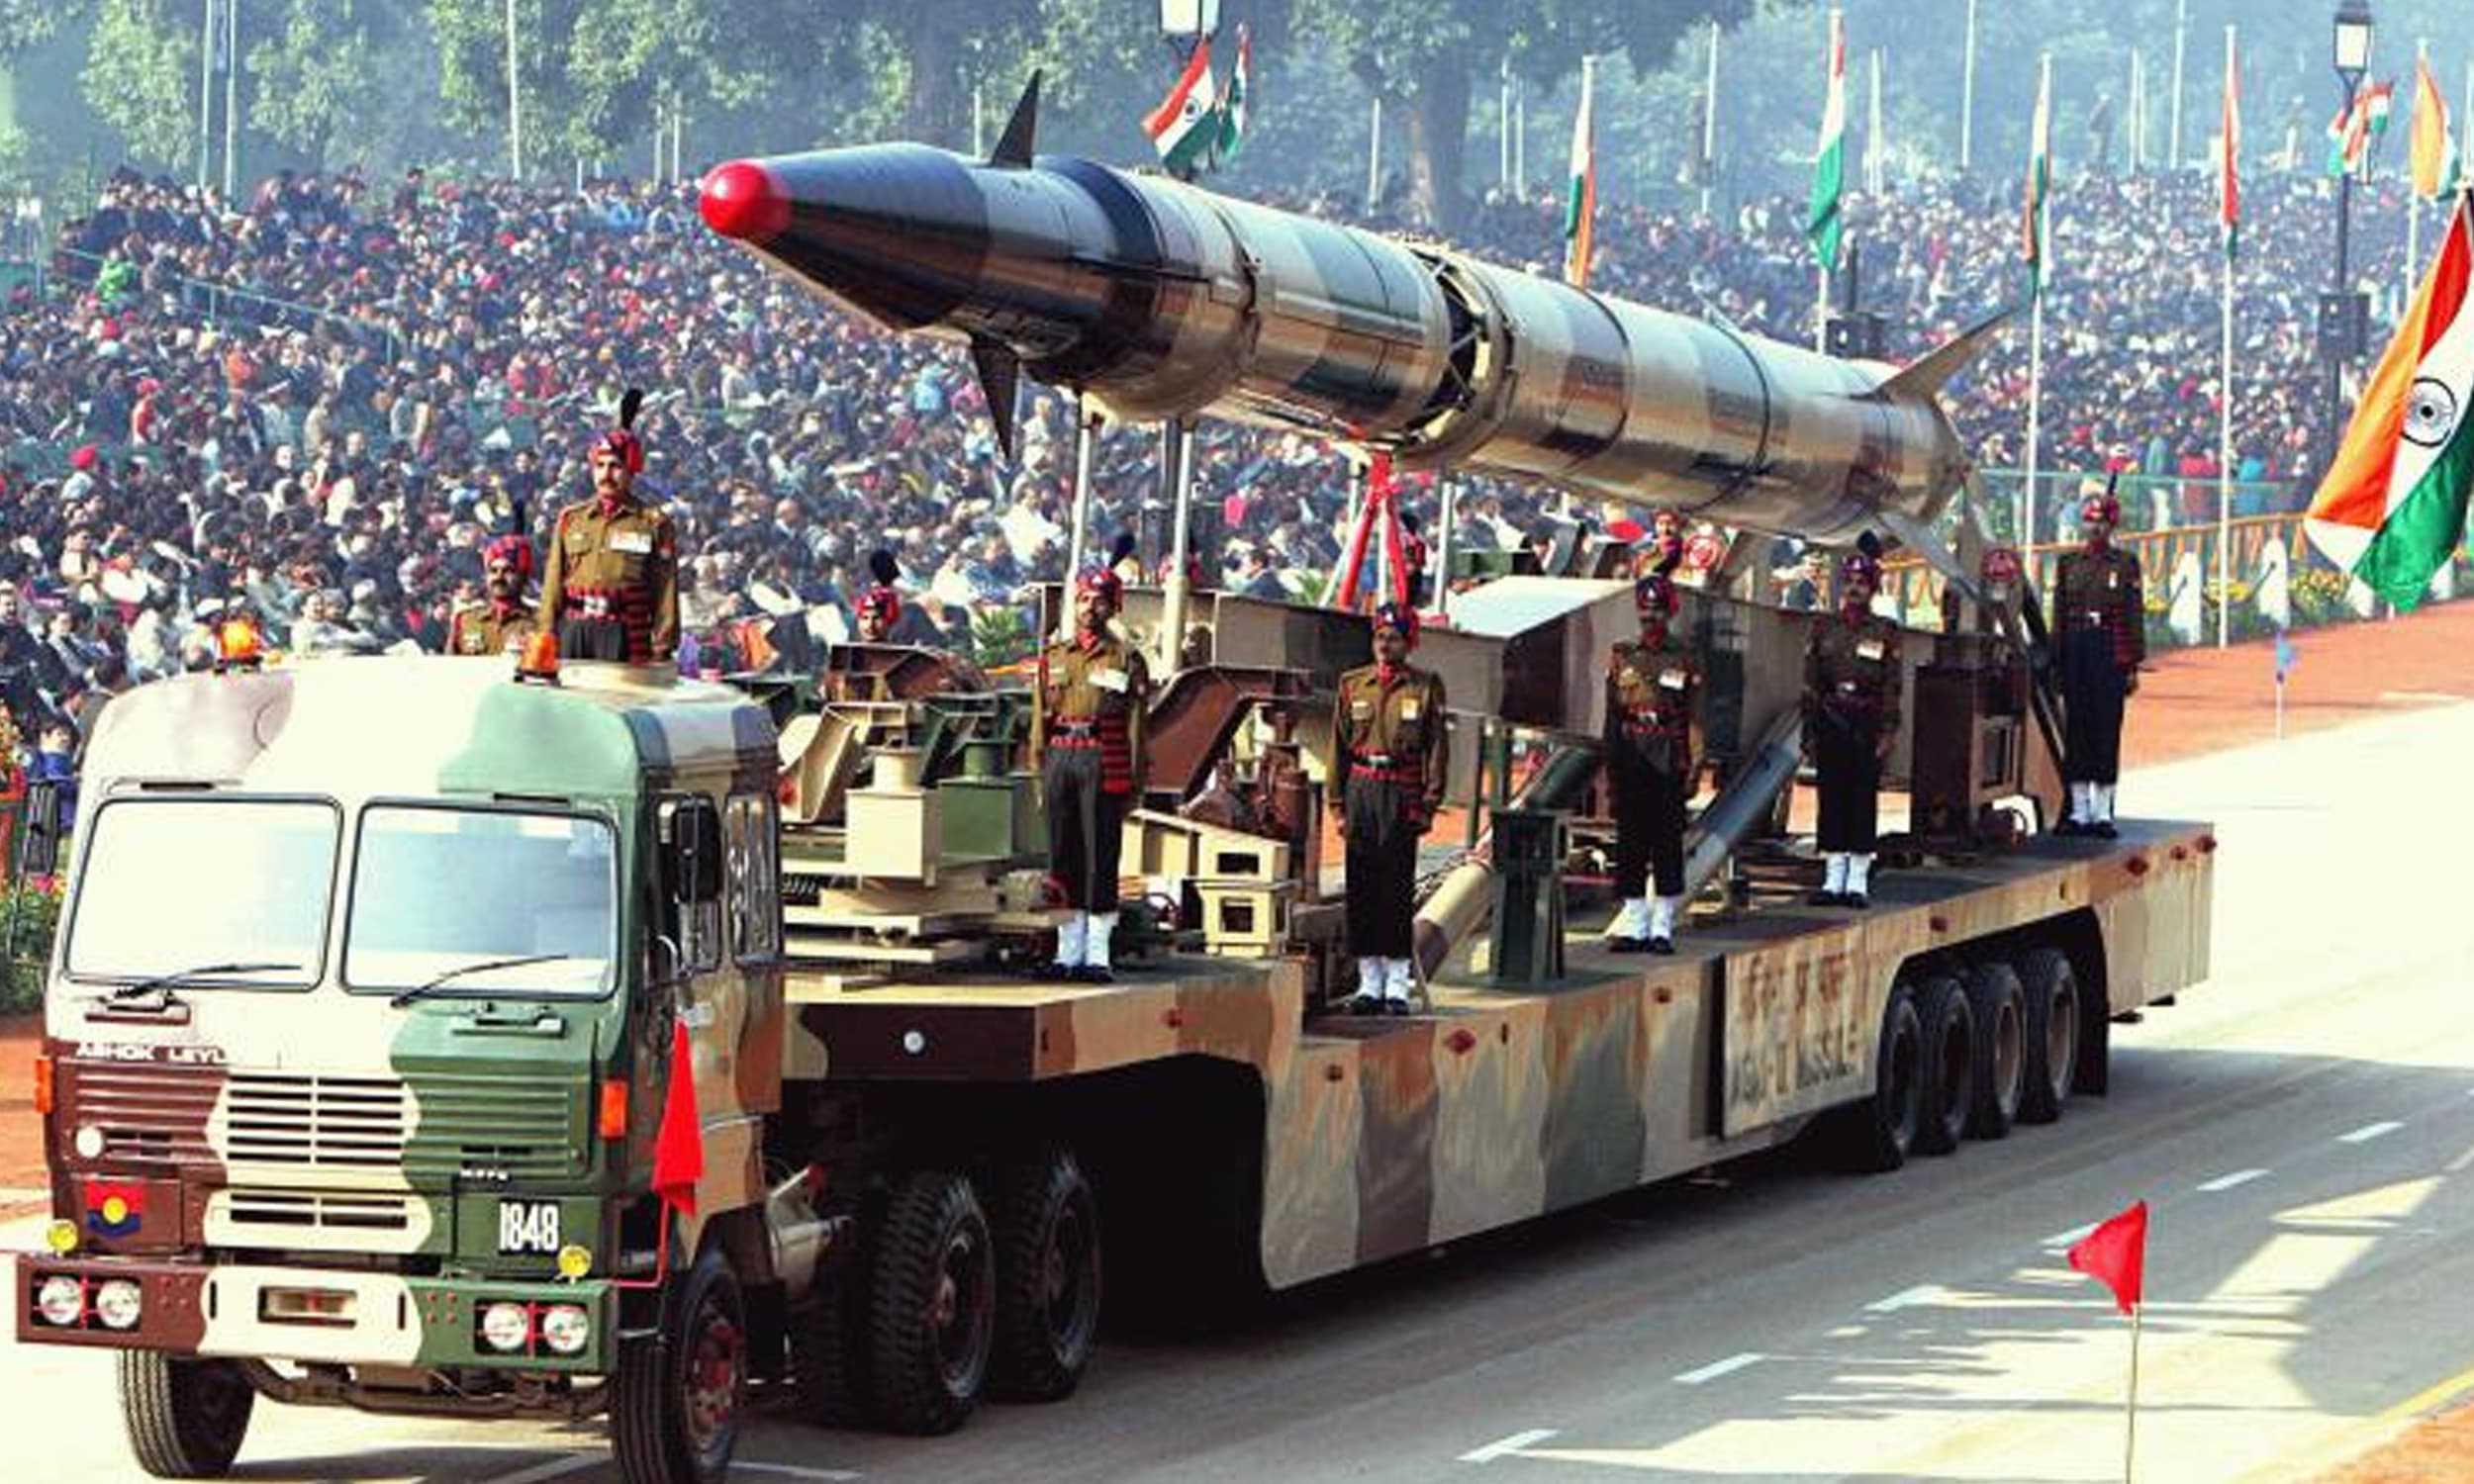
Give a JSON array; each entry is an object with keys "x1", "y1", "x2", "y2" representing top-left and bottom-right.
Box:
[
  {"x1": 1654, "y1": 547, "x2": 1683, "y2": 579},
  {"x1": 1108, "y1": 530, "x2": 1137, "y2": 566},
  {"x1": 618, "y1": 387, "x2": 644, "y2": 430},
  {"x1": 1856, "y1": 530, "x2": 1884, "y2": 562},
  {"x1": 867, "y1": 548, "x2": 900, "y2": 587}
]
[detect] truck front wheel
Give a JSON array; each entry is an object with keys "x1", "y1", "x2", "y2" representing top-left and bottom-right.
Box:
[
  {"x1": 119, "y1": 1351, "x2": 253, "y2": 1479},
  {"x1": 992, "y1": 1147, "x2": 1102, "y2": 1402},
  {"x1": 614, "y1": 1247, "x2": 746, "y2": 1484},
  {"x1": 866, "y1": 1169, "x2": 995, "y2": 1435}
]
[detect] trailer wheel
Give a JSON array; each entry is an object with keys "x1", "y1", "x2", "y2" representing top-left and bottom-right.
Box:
[
  {"x1": 2018, "y1": 948, "x2": 2081, "y2": 1124},
  {"x1": 788, "y1": 1265, "x2": 867, "y2": 1427},
  {"x1": 992, "y1": 1148, "x2": 1102, "y2": 1402},
  {"x1": 1844, "y1": 984, "x2": 1926, "y2": 1173},
  {"x1": 866, "y1": 1169, "x2": 995, "y2": 1435},
  {"x1": 1964, "y1": 960, "x2": 2028, "y2": 1141},
  {"x1": 613, "y1": 1247, "x2": 746, "y2": 1484},
  {"x1": 119, "y1": 1352, "x2": 253, "y2": 1479},
  {"x1": 1914, "y1": 974, "x2": 1975, "y2": 1157}
]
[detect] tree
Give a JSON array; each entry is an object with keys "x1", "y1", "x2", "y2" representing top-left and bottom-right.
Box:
[
  {"x1": 248, "y1": 0, "x2": 405, "y2": 166},
  {"x1": 0, "y1": 0, "x2": 92, "y2": 56},
  {"x1": 81, "y1": 0, "x2": 200, "y2": 173}
]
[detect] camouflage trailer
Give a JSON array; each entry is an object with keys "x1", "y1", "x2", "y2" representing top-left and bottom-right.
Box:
[{"x1": 17, "y1": 646, "x2": 2214, "y2": 1484}]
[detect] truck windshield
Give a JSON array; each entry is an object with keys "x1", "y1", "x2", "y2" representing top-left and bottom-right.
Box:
[
  {"x1": 343, "y1": 806, "x2": 618, "y2": 997},
  {"x1": 64, "y1": 797, "x2": 338, "y2": 987}
]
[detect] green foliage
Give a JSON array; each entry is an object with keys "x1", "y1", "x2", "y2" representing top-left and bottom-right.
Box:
[
  {"x1": 246, "y1": 0, "x2": 400, "y2": 164},
  {"x1": 80, "y1": 0, "x2": 200, "y2": 173},
  {"x1": 0, "y1": 0, "x2": 91, "y2": 57},
  {"x1": 970, "y1": 603, "x2": 1033, "y2": 669},
  {"x1": 0, "y1": 875, "x2": 61, "y2": 1013}
]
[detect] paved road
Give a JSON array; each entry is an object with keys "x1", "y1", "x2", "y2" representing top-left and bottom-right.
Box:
[{"x1": 10, "y1": 697, "x2": 2474, "y2": 1483}]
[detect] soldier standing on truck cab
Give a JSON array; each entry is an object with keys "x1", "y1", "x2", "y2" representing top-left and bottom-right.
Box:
[
  {"x1": 2050, "y1": 484, "x2": 2144, "y2": 839},
  {"x1": 1803, "y1": 538, "x2": 1902, "y2": 909},
  {"x1": 538, "y1": 389, "x2": 680, "y2": 664},
  {"x1": 1332, "y1": 602, "x2": 1449, "y2": 1015},
  {"x1": 446, "y1": 534, "x2": 539, "y2": 656},
  {"x1": 1602, "y1": 564, "x2": 1699, "y2": 955},
  {"x1": 1031, "y1": 567, "x2": 1151, "y2": 983}
]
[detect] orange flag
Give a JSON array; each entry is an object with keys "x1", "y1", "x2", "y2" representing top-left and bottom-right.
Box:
[{"x1": 2067, "y1": 1200, "x2": 2149, "y2": 1315}]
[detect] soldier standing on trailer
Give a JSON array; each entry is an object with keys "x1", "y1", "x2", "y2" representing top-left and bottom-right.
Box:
[
  {"x1": 1332, "y1": 602, "x2": 1450, "y2": 1014},
  {"x1": 1602, "y1": 562, "x2": 1700, "y2": 955},
  {"x1": 538, "y1": 389, "x2": 680, "y2": 664},
  {"x1": 447, "y1": 534, "x2": 539, "y2": 656},
  {"x1": 1031, "y1": 567, "x2": 1151, "y2": 983},
  {"x1": 2050, "y1": 483, "x2": 2144, "y2": 838},
  {"x1": 1803, "y1": 536, "x2": 1902, "y2": 909}
]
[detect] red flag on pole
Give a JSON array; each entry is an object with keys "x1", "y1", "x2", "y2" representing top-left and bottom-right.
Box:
[
  {"x1": 2067, "y1": 1200, "x2": 2149, "y2": 1314},
  {"x1": 650, "y1": 1018, "x2": 704, "y2": 1218}
]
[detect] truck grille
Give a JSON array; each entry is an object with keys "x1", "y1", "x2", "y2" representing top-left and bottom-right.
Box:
[
  {"x1": 225, "y1": 1073, "x2": 410, "y2": 1168},
  {"x1": 406, "y1": 1074, "x2": 583, "y2": 1180},
  {"x1": 72, "y1": 1063, "x2": 219, "y2": 1165},
  {"x1": 223, "y1": 1188, "x2": 416, "y2": 1232}
]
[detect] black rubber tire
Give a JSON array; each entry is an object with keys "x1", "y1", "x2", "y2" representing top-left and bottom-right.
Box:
[
  {"x1": 613, "y1": 1248, "x2": 747, "y2": 1484},
  {"x1": 788, "y1": 1265, "x2": 867, "y2": 1427},
  {"x1": 1964, "y1": 960, "x2": 2029, "y2": 1141},
  {"x1": 1845, "y1": 984, "x2": 1926, "y2": 1173},
  {"x1": 2018, "y1": 948, "x2": 2082, "y2": 1125},
  {"x1": 866, "y1": 1170, "x2": 996, "y2": 1436},
  {"x1": 991, "y1": 1148, "x2": 1103, "y2": 1403},
  {"x1": 1913, "y1": 974, "x2": 1976, "y2": 1157},
  {"x1": 118, "y1": 1351, "x2": 253, "y2": 1479}
]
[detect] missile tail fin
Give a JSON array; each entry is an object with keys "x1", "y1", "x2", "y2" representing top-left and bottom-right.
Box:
[
  {"x1": 970, "y1": 334, "x2": 1022, "y2": 462},
  {"x1": 1874, "y1": 508, "x2": 1980, "y2": 603},
  {"x1": 991, "y1": 71, "x2": 1041, "y2": 168},
  {"x1": 1872, "y1": 307, "x2": 2015, "y2": 402}
]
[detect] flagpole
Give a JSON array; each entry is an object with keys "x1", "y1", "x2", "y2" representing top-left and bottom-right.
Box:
[
  {"x1": 1868, "y1": 49, "x2": 1885, "y2": 195},
  {"x1": 2410, "y1": 41, "x2": 2428, "y2": 299},
  {"x1": 1368, "y1": 95, "x2": 1382, "y2": 208},
  {"x1": 2130, "y1": 47, "x2": 2145, "y2": 176},
  {"x1": 1062, "y1": 399, "x2": 1101, "y2": 639},
  {"x1": 505, "y1": 0, "x2": 523, "y2": 183},
  {"x1": 1701, "y1": 22, "x2": 1721, "y2": 219},
  {"x1": 2024, "y1": 53, "x2": 2051, "y2": 551},
  {"x1": 2168, "y1": 0, "x2": 2188, "y2": 169},
  {"x1": 2125, "y1": 1303, "x2": 2145, "y2": 1483},
  {"x1": 2219, "y1": 25, "x2": 2237, "y2": 649},
  {"x1": 1960, "y1": 0, "x2": 1977, "y2": 175},
  {"x1": 1499, "y1": 61, "x2": 1512, "y2": 194}
]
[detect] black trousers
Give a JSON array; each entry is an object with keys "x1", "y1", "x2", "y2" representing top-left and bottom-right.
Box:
[
  {"x1": 2058, "y1": 628, "x2": 2128, "y2": 785},
  {"x1": 1611, "y1": 754, "x2": 1686, "y2": 899},
  {"x1": 558, "y1": 615, "x2": 631, "y2": 663},
  {"x1": 1344, "y1": 775, "x2": 1420, "y2": 958},
  {"x1": 1812, "y1": 704, "x2": 1882, "y2": 854},
  {"x1": 1042, "y1": 747, "x2": 1126, "y2": 911}
]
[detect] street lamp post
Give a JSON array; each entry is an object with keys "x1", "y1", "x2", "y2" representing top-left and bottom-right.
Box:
[{"x1": 2321, "y1": 0, "x2": 2375, "y2": 480}]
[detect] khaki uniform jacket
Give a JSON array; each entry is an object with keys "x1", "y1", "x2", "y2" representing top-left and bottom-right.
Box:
[
  {"x1": 1030, "y1": 633, "x2": 1152, "y2": 793},
  {"x1": 446, "y1": 601, "x2": 536, "y2": 657},
  {"x1": 1605, "y1": 636, "x2": 1701, "y2": 775},
  {"x1": 1333, "y1": 663, "x2": 1450, "y2": 809},
  {"x1": 536, "y1": 497, "x2": 681, "y2": 660},
  {"x1": 1803, "y1": 609, "x2": 1905, "y2": 735},
  {"x1": 2052, "y1": 545, "x2": 2146, "y2": 670}
]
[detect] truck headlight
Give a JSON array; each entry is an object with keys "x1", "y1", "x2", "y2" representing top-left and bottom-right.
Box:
[
  {"x1": 93, "y1": 1279, "x2": 143, "y2": 1331},
  {"x1": 35, "y1": 1275, "x2": 84, "y2": 1327},
  {"x1": 539, "y1": 1304, "x2": 591, "y2": 1355},
  {"x1": 478, "y1": 1301, "x2": 531, "y2": 1353}
]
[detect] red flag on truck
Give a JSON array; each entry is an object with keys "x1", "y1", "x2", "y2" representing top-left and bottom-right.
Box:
[
  {"x1": 2067, "y1": 1200, "x2": 2149, "y2": 1314},
  {"x1": 651, "y1": 1018, "x2": 704, "y2": 1217}
]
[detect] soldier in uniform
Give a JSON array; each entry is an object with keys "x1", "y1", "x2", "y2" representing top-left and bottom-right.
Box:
[
  {"x1": 446, "y1": 534, "x2": 539, "y2": 656},
  {"x1": 1803, "y1": 538, "x2": 1902, "y2": 908},
  {"x1": 2050, "y1": 485, "x2": 2144, "y2": 837},
  {"x1": 1602, "y1": 566, "x2": 1700, "y2": 955},
  {"x1": 537, "y1": 389, "x2": 680, "y2": 663},
  {"x1": 1031, "y1": 567, "x2": 1152, "y2": 982},
  {"x1": 1331, "y1": 602, "x2": 1450, "y2": 1014}
]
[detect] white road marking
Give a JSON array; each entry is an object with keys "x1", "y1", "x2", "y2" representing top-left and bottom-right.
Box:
[
  {"x1": 1865, "y1": 1284, "x2": 1942, "y2": 1314},
  {"x1": 2042, "y1": 1222, "x2": 2098, "y2": 1250},
  {"x1": 486, "y1": 1456, "x2": 598, "y2": 1484},
  {"x1": 731, "y1": 1465, "x2": 864, "y2": 1482},
  {"x1": 1459, "y1": 1430, "x2": 1558, "y2": 1463},
  {"x1": 1674, "y1": 1351, "x2": 1765, "y2": 1385},
  {"x1": 2198, "y1": 1168, "x2": 2271, "y2": 1192},
  {"x1": 2339, "y1": 1121, "x2": 2404, "y2": 1144}
]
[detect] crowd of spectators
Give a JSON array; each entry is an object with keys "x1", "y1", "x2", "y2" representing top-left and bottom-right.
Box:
[{"x1": 0, "y1": 153, "x2": 2417, "y2": 759}]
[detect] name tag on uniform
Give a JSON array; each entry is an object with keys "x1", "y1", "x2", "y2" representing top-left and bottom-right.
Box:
[
  {"x1": 1091, "y1": 668, "x2": 1129, "y2": 694},
  {"x1": 1352, "y1": 697, "x2": 1374, "y2": 717},
  {"x1": 611, "y1": 531, "x2": 653, "y2": 555},
  {"x1": 1400, "y1": 700, "x2": 1421, "y2": 720},
  {"x1": 1856, "y1": 639, "x2": 1886, "y2": 662},
  {"x1": 1659, "y1": 669, "x2": 1688, "y2": 691},
  {"x1": 2106, "y1": 571, "x2": 2119, "y2": 591}
]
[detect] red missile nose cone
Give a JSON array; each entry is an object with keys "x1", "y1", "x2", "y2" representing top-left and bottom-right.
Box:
[{"x1": 701, "y1": 159, "x2": 790, "y2": 242}]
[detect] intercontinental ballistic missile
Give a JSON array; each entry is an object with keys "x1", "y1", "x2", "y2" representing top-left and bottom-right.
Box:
[{"x1": 700, "y1": 80, "x2": 2004, "y2": 553}]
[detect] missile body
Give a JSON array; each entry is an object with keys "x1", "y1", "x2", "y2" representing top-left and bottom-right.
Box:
[{"x1": 702, "y1": 135, "x2": 1991, "y2": 546}]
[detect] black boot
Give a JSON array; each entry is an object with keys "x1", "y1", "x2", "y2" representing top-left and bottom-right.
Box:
[{"x1": 1648, "y1": 936, "x2": 1675, "y2": 956}]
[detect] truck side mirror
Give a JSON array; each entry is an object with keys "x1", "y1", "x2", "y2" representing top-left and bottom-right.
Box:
[
  {"x1": 19, "y1": 781, "x2": 59, "y2": 876},
  {"x1": 658, "y1": 796, "x2": 722, "y2": 905}
]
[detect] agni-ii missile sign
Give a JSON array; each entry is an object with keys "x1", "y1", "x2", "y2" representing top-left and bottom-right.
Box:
[{"x1": 700, "y1": 79, "x2": 2003, "y2": 554}]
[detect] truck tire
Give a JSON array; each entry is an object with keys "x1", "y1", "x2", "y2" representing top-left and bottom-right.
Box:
[
  {"x1": 1844, "y1": 984, "x2": 1926, "y2": 1173},
  {"x1": 1964, "y1": 960, "x2": 2028, "y2": 1141},
  {"x1": 613, "y1": 1248, "x2": 746, "y2": 1484},
  {"x1": 788, "y1": 1267, "x2": 867, "y2": 1427},
  {"x1": 119, "y1": 1351, "x2": 253, "y2": 1479},
  {"x1": 1914, "y1": 974, "x2": 1975, "y2": 1158},
  {"x1": 866, "y1": 1169, "x2": 995, "y2": 1436},
  {"x1": 2018, "y1": 949, "x2": 2081, "y2": 1125},
  {"x1": 992, "y1": 1148, "x2": 1102, "y2": 1403}
]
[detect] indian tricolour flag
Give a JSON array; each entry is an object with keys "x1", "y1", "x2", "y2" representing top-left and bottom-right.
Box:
[
  {"x1": 2220, "y1": 38, "x2": 2240, "y2": 260},
  {"x1": 1215, "y1": 23, "x2": 1251, "y2": 165},
  {"x1": 2305, "y1": 194, "x2": 2474, "y2": 608},
  {"x1": 1144, "y1": 41, "x2": 1219, "y2": 177},
  {"x1": 1806, "y1": 10, "x2": 1845, "y2": 274},
  {"x1": 2023, "y1": 56, "x2": 2051, "y2": 298},
  {"x1": 1564, "y1": 56, "x2": 1598, "y2": 287}
]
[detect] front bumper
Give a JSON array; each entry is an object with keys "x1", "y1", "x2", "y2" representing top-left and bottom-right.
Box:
[{"x1": 15, "y1": 1253, "x2": 620, "y2": 1372}]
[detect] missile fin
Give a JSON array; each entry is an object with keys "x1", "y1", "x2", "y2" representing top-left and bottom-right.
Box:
[
  {"x1": 991, "y1": 71, "x2": 1041, "y2": 168},
  {"x1": 1873, "y1": 507, "x2": 1982, "y2": 604},
  {"x1": 970, "y1": 334, "x2": 1022, "y2": 462},
  {"x1": 1871, "y1": 307, "x2": 2015, "y2": 402}
]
